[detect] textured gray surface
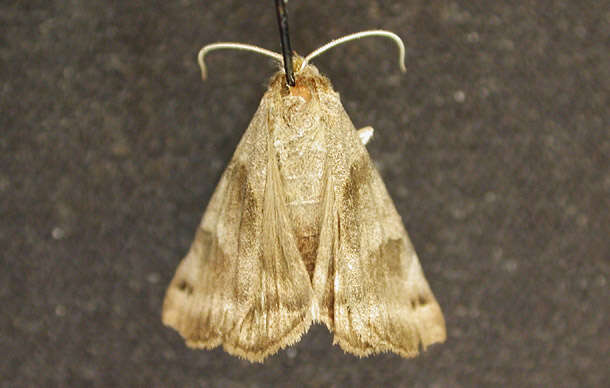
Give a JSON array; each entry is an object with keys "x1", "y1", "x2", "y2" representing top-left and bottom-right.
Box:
[{"x1": 1, "y1": 1, "x2": 608, "y2": 387}]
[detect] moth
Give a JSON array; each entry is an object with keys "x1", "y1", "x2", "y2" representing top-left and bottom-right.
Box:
[{"x1": 162, "y1": 31, "x2": 446, "y2": 362}]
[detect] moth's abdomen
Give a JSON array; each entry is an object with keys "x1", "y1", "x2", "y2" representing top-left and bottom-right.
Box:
[
  {"x1": 283, "y1": 171, "x2": 324, "y2": 279},
  {"x1": 274, "y1": 124, "x2": 327, "y2": 279}
]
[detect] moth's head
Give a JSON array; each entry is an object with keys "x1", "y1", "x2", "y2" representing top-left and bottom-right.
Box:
[
  {"x1": 265, "y1": 59, "x2": 338, "y2": 130},
  {"x1": 268, "y1": 57, "x2": 334, "y2": 104}
]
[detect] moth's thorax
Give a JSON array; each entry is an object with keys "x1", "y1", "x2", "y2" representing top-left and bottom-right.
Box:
[
  {"x1": 267, "y1": 64, "x2": 336, "y2": 215},
  {"x1": 272, "y1": 105, "x2": 326, "y2": 210},
  {"x1": 267, "y1": 64, "x2": 337, "y2": 276}
]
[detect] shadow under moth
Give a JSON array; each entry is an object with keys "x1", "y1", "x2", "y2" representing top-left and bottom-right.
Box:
[{"x1": 162, "y1": 30, "x2": 446, "y2": 362}]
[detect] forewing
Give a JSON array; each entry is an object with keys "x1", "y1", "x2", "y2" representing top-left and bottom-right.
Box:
[
  {"x1": 313, "y1": 98, "x2": 446, "y2": 357},
  {"x1": 162, "y1": 99, "x2": 313, "y2": 362}
]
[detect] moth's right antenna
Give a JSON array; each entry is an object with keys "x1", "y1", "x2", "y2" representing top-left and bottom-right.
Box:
[
  {"x1": 300, "y1": 30, "x2": 407, "y2": 73},
  {"x1": 275, "y1": 0, "x2": 296, "y2": 86}
]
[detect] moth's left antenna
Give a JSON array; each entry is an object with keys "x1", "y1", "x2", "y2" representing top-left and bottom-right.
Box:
[{"x1": 274, "y1": 0, "x2": 295, "y2": 86}]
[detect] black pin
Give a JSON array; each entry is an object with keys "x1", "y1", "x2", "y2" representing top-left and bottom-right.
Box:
[{"x1": 274, "y1": 0, "x2": 295, "y2": 86}]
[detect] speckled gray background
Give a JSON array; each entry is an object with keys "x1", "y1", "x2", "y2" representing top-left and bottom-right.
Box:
[{"x1": 1, "y1": 1, "x2": 608, "y2": 387}]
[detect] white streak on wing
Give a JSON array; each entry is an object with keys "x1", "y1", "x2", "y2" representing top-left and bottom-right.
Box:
[
  {"x1": 357, "y1": 126, "x2": 374, "y2": 145},
  {"x1": 310, "y1": 299, "x2": 320, "y2": 322}
]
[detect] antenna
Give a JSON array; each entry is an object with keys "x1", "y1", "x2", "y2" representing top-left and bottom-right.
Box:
[
  {"x1": 300, "y1": 30, "x2": 406, "y2": 73},
  {"x1": 196, "y1": 30, "x2": 407, "y2": 81},
  {"x1": 197, "y1": 43, "x2": 282, "y2": 80}
]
